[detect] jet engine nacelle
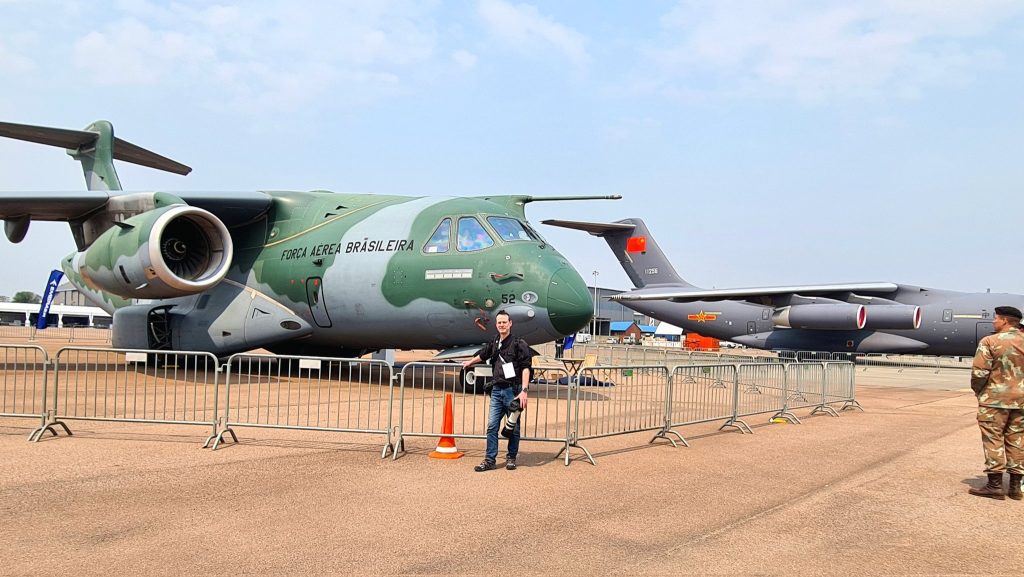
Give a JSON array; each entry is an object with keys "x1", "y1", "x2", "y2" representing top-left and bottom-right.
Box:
[
  {"x1": 74, "y1": 205, "x2": 233, "y2": 299},
  {"x1": 862, "y1": 305, "x2": 921, "y2": 330},
  {"x1": 772, "y1": 304, "x2": 866, "y2": 330}
]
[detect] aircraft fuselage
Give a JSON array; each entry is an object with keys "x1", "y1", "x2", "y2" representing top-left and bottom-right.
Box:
[
  {"x1": 64, "y1": 192, "x2": 594, "y2": 357},
  {"x1": 622, "y1": 285, "x2": 1024, "y2": 357}
]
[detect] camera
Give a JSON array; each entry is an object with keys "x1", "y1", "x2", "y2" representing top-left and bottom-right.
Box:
[{"x1": 501, "y1": 398, "x2": 523, "y2": 438}]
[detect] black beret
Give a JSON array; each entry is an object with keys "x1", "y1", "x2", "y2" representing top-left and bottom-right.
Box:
[{"x1": 995, "y1": 306, "x2": 1023, "y2": 319}]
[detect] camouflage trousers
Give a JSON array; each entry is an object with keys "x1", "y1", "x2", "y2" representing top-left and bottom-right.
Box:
[{"x1": 977, "y1": 406, "x2": 1024, "y2": 474}]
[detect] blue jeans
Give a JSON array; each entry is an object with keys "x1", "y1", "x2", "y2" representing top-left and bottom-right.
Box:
[{"x1": 485, "y1": 386, "x2": 520, "y2": 463}]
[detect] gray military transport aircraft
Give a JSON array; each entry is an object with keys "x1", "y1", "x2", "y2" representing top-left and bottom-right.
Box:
[
  {"x1": 0, "y1": 119, "x2": 609, "y2": 358},
  {"x1": 545, "y1": 217, "x2": 1024, "y2": 356}
]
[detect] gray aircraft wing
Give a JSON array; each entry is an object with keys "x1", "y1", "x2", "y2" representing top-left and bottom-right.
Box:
[
  {"x1": 0, "y1": 191, "x2": 274, "y2": 226},
  {"x1": 612, "y1": 282, "x2": 900, "y2": 303}
]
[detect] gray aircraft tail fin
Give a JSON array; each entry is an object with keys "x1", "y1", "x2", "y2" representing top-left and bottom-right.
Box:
[
  {"x1": 542, "y1": 218, "x2": 693, "y2": 289},
  {"x1": 0, "y1": 120, "x2": 191, "y2": 191}
]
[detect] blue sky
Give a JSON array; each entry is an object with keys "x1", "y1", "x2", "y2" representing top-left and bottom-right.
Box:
[{"x1": 2, "y1": 0, "x2": 1023, "y2": 298}]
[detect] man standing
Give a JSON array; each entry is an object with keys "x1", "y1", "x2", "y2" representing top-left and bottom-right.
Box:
[
  {"x1": 462, "y1": 310, "x2": 531, "y2": 472},
  {"x1": 969, "y1": 305, "x2": 1024, "y2": 500}
]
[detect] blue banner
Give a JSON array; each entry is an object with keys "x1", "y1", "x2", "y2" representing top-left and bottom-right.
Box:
[
  {"x1": 35, "y1": 270, "x2": 64, "y2": 330},
  {"x1": 563, "y1": 334, "x2": 575, "y2": 350}
]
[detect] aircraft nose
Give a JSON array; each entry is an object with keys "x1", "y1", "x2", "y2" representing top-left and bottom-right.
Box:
[{"x1": 547, "y1": 267, "x2": 593, "y2": 335}]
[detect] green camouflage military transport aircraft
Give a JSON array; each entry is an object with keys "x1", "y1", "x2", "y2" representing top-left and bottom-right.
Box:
[{"x1": 0, "y1": 120, "x2": 608, "y2": 358}]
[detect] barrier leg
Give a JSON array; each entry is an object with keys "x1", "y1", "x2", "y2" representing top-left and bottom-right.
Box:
[
  {"x1": 391, "y1": 433, "x2": 406, "y2": 461},
  {"x1": 769, "y1": 409, "x2": 801, "y2": 424},
  {"x1": 381, "y1": 435, "x2": 395, "y2": 459},
  {"x1": 28, "y1": 410, "x2": 72, "y2": 443},
  {"x1": 719, "y1": 417, "x2": 752, "y2": 434},
  {"x1": 810, "y1": 405, "x2": 840, "y2": 417},
  {"x1": 554, "y1": 436, "x2": 596, "y2": 466},
  {"x1": 840, "y1": 399, "x2": 864, "y2": 412},
  {"x1": 650, "y1": 428, "x2": 688, "y2": 448},
  {"x1": 208, "y1": 423, "x2": 238, "y2": 450}
]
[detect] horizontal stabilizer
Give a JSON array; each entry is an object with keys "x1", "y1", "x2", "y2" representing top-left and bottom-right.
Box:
[
  {"x1": 0, "y1": 121, "x2": 191, "y2": 175},
  {"x1": 541, "y1": 219, "x2": 635, "y2": 236}
]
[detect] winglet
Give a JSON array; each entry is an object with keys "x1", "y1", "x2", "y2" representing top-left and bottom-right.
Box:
[{"x1": 0, "y1": 120, "x2": 191, "y2": 191}]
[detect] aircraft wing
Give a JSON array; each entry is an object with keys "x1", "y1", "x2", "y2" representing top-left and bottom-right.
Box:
[
  {"x1": 0, "y1": 191, "x2": 274, "y2": 229},
  {"x1": 611, "y1": 282, "x2": 900, "y2": 304},
  {"x1": 0, "y1": 191, "x2": 110, "y2": 221}
]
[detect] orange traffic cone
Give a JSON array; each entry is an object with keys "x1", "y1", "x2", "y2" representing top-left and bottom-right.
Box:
[{"x1": 430, "y1": 393, "x2": 464, "y2": 459}]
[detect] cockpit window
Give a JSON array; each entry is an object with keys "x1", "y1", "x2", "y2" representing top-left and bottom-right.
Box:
[
  {"x1": 487, "y1": 217, "x2": 535, "y2": 242},
  {"x1": 424, "y1": 218, "x2": 451, "y2": 253},
  {"x1": 457, "y1": 217, "x2": 495, "y2": 252},
  {"x1": 522, "y1": 221, "x2": 546, "y2": 245}
]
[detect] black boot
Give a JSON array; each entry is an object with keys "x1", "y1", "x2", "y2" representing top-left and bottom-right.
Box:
[
  {"x1": 1008, "y1": 473, "x2": 1023, "y2": 501},
  {"x1": 968, "y1": 473, "x2": 1005, "y2": 500}
]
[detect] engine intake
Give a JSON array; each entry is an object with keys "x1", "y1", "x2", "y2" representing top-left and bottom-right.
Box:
[
  {"x1": 74, "y1": 205, "x2": 233, "y2": 299},
  {"x1": 862, "y1": 305, "x2": 921, "y2": 330},
  {"x1": 772, "y1": 304, "x2": 866, "y2": 330}
]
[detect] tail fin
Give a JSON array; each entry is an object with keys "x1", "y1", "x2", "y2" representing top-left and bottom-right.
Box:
[
  {"x1": 542, "y1": 218, "x2": 694, "y2": 289},
  {"x1": 0, "y1": 120, "x2": 191, "y2": 191}
]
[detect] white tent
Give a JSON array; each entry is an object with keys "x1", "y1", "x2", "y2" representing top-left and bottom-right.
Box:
[{"x1": 654, "y1": 322, "x2": 683, "y2": 336}]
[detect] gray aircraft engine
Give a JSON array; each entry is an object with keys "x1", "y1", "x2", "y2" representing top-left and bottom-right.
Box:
[
  {"x1": 861, "y1": 305, "x2": 921, "y2": 330},
  {"x1": 771, "y1": 304, "x2": 866, "y2": 330},
  {"x1": 72, "y1": 204, "x2": 233, "y2": 299}
]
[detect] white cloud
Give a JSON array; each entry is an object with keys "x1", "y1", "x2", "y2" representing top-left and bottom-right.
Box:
[
  {"x1": 73, "y1": 18, "x2": 214, "y2": 86},
  {"x1": 602, "y1": 117, "x2": 661, "y2": 144},
  {"x1": 66, "y1": 1, "x2": 439, "y2": 113},
  {"x1": 452, "y1": 49, "x2": 478, "y2": 69},
  {"x1": 649, "y1": 0, "x2": 1024, "y2": 101},
  {"x1": 478, "y1": 0, "x2": 589, "y2": 65},
  {"x1": 0, "y1": 39, "x2": 35, "y2": 74}
]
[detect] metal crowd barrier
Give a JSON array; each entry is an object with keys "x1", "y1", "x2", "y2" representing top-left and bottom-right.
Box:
[
  {"x1": 393, "y1": 362, "x2": 489, "y2": 458},
  {"x1": 31, "y1": 326, "x2": 75, "y2": 342},
  {"x1": 30, "y1": 347, "x2": 222, "y2": 444},
  {"x1": 212, "y1": 354, "x2": 394, "y2": 454},
  {"x1": 784, "y1": 362, "x2": 826, "y2": 418},
  {"x1": 0, "y1": 346, "x2": 862, "y2": 466},
  {"x1": 727, "y1": 363, "x2": 789, "y2": 433},
  {"x1": 668, "y1": 364, "x2": 737, "y2": 442},
  {"x1": 393, "y1": 362, "x2": 576, "y2": 462},
  {"x1": 524, "y1": 366, "x2": 575, "y2": 460},
  {"x1": 568, "y1": 343, "x2": 790, "y2": 368},
  {"x1": 0, "y1": 326, "x2": 34, "y2": 340},
  {"x1": 857, "y1": 353, "x2": 972, "y2": 373},
  {"x1": 0, "y1": 345, "x2": 51, "y2": 439},
  {"x1": 823, "y1": 362, "x2": 861, "y2": 413},
  {"x1": 568, "y1": 365, "x2": 677, "y2": 464},
  {"x1": 0, "y1": 325, "x2": 114, "y2": 344},
  {"x1": 660, "y1": 362, "x2": 860, "y2": 445},
  {"x1": 566, "y1": 343, "x2": 972, "y2": 374}
]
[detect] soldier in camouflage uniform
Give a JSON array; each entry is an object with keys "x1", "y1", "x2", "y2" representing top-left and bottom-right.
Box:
[{"x1": 969, "y1": 306, "x2": 1024, "y2": 500}]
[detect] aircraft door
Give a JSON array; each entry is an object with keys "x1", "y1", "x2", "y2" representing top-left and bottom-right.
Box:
[
  {"x1": 306, "y1": 277, "x2": 333, "y2": 328},
  {"x1": 976, "y1": 321, "x2": 996, "y2": 346},
  {"x1": 747, "y1": 321, "x2": 757, "y2": 334}
]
